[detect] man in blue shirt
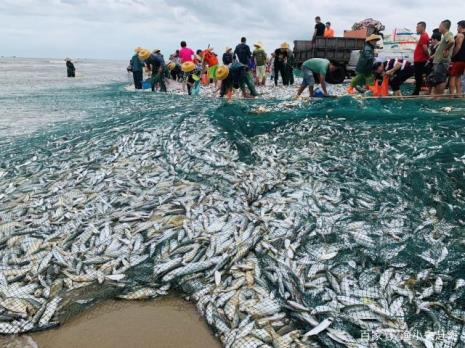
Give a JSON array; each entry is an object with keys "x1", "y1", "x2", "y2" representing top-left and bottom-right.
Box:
[
  {"x1": 234, "y1": 37, "x2": 252, "y2": 65},
  {"x1": 138, "y1": 48, "x2": 167, "y2": 92},
  {"x1": 130, "y1": 48, "x2": 144, "y2": 89}
]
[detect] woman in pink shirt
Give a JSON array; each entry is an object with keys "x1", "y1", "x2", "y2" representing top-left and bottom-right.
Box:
[{"x1": 179, "y1": 41, "x2": 195, "y2": 63}]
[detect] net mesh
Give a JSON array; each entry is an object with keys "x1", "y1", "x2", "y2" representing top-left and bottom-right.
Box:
[{"x1": 0, "y1": 91, "x2": 465, "y2": 347}]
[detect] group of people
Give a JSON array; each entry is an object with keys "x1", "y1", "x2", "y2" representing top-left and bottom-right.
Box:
[
  {"x1": 350, "y1": 19, "x2": 465, "y2": 96},
  {"x1": 127, "y1": 19, "x2": 342, "y2": 99},
  {"x1": 127, "y1": 17, "x2": 465, "y2": 99},
  {"x1": 128, "y1": 37, "x2": 304, "y2": 98}
]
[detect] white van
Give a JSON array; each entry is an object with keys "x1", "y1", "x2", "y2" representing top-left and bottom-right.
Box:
[{"x1": 347, "y1": 48, "x2": 414, "y2": 75}]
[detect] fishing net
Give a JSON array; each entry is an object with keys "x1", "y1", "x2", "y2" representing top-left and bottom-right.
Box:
[{"x1": 0, "y1": 86, "x2": 465, "y2": 347}]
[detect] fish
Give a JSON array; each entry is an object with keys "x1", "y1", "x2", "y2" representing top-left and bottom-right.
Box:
[
  {"x1": 303, "y1": 318, "x2": 333, "y2": 337},
  {"x1": 0, "y1": 90, "x2": 463, "y2": 348}
]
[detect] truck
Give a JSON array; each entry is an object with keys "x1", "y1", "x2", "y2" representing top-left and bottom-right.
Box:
[
  {"x1": 293, "y1": 37, "x2": 365, "y2": 77},
  {"x1": 346, "y1": 48, "x2": 414, "y2": 74},
  {"x1": 293, "y1": 37, "x2": 415, "y2": 77}
]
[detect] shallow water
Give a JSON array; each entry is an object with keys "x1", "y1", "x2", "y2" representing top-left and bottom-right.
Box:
[
  {"x1": 1, "y1": 58, "x2": 465, "y2": 346},
  {"x1": 0, "y1": 57, "x2": 128, "y2": 137}
]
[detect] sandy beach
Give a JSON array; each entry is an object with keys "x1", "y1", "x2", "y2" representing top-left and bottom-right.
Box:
[{"x1": 1, "y1": 296, "x2": 220, "y2": 348}]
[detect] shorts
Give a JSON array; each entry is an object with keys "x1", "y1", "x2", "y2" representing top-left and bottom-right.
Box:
[
  {"x1": 256, "y1": 65, "x2": 266, "y2": 79},
  {"x1": 208, "y1": 65, "x2": 218, "y2": 80},
  {"x1": 450, "y1": 61, "x2": 465, "y2": 77},
  {"x1": 427, "y1": 63, "x2": 449, "y2": 86},
  {"x1": 301, "y1": 67, "x2": 315, "y2": 87}
]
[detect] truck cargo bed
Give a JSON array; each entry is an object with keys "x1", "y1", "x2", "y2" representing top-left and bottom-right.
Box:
[{"x1": 293, "y1": 37, "x2": 365, "y2": 67}]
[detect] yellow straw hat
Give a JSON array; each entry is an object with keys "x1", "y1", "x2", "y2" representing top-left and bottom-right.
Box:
[
  {"x1": 216, "y1": 66, "x2": 230, "y2": 80},
  {"x1": 181, "y1": 61, "x2": 196, "y2": 73},
  {"x1": 281, "y1": 42, "x2": 290, "y2": 49},
  {"x1": 366, "y1": 34, "x2": 382, "y2": 42},
  {"x1": 138, "y1": 48, "x2": 151, "y2": 61},
  {"x1": 167, "y1": 62, "x2": 176, "y2": 71},
  {"x1": 134, "y1": 47, "x2": 142, "y2": 53},
  {"x1": 254, "y1": 43, "x2": 263, "y2": 49}
]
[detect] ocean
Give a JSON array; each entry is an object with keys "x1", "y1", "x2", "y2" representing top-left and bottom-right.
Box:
[
  {"x1": 1, "y1": 57, "x2": 465, "y2": 346},
  {"x1": 0, "y1": 58, "x2": 129, "y2": 137}
]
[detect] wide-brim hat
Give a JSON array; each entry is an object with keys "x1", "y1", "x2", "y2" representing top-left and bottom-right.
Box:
[
  {"x1": 153, "y1": 48, "x2": 161, "y2": 53},
  {"x1": 366, "y1": 34, "x2": 382, "y2": 42},
  {"x1": 281, "y1": 42, "x2": 290, "y2": 49},
  {"x1": 181, "y1": 61, "x2": 196, "y2": 73},
  {"x1": 138, "y1": 49, "x2": 151, "y2": 61},
  {"x1": 254, "y1": 43, "x2": 263, "y2": 49},
  {"x1": 167, "y1": 62, "x2": 176, "y2": 71},
  {"x1": 216, "y1": 66, "x2": 230, "y2": 80},
  {"x1": 225, "y1": 47, "x2": 232, "y2": 52},
  {"x1": 134, "y1": 47, "x2": 142, "y2": 53}
]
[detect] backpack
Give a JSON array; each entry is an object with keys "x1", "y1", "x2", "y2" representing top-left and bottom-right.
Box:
[{"x1": 202, "y1": 50, "x2": 218, "y2": 66}]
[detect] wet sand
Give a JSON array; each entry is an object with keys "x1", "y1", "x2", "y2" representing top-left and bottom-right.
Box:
[{"x1": 26, "y1": 296, "x2": 221, "y2": 348}]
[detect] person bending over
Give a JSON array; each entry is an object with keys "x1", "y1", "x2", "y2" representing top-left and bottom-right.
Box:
[
  {"x1": 297, "y1": 58, "x2": 344, "y2": 97},
  {"x1": 217, "y1": 62, "x2": 258, "y2": 99},
  {"x1": 373, "y1": 59, "x2": 414, "y2": 96}
]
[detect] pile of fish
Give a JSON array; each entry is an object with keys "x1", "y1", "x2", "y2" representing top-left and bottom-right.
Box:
[{"x1": 0, "y1": 94, "x2": 465, "y2": 348}]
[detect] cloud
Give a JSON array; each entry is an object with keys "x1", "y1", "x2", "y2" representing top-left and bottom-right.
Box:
[{"x1": 0, "y1": 0, "x2": 462, "y2": 59}]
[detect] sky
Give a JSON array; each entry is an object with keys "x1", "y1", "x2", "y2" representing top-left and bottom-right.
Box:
[{"x1": 0, "y1": 0, "x2": 462, "y2": 60}]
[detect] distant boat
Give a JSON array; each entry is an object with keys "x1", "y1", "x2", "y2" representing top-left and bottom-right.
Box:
[{"x1": 383, "y1": 28, "x2": 417, "y2": 50}]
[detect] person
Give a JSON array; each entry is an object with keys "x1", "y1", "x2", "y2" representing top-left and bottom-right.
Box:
[
  {"x1": 324, "y1": 22, "x2": 335, "y2": 38},
  {"x1": 428, "y1": 20, "x2": 455, "y2": 95},
  {"x1": 296, "y1": 58, "x2": 344, "y2": 97},
  {"x1": 217, "y1": 62, "x2": 258, "y2": 98},
  {"x1": 348, "y1": 34, "x2": 381, "y2": 93},
  {"x1": 449, "y1": 21, "x2": 465, "y2": 96},
  {"x1": 65, "y1": 58, "x2": 75, "y2": 78},
  {"x1": 223, "y1": 47, "x2": 233, "y2": 65},
  {"x1": 181, "y1": 61, "x2": 201, "y2": 96},
  {"x1": 285, "y1": 45, "x2": 295, "y2": 85},
  {"x1": 274, "y1": 43, "x2": 291, "y2": 86},
  {"x1": 313, "y1": 16, "x2": 326, "y2": 41},
  {"x1": 153, "y1": 49, "x2": 164, "y2": 61},
  {"x1": 426, "y1": 30, "x2": 442, "y2": 70},
  {"x1": 138, "y1": 48, "x2": 167, "y2": 92},
  {"x1": 268, "y1": 53, "x2": 275, "y2": 82},
  {"x1": 253, "y1": 43, "x2": 267, "y2": 86},
  {"x1": 200, "y1": 48, "x2": 219, "y2": 87},
  {"x1": 179, "y1": 41, "x2": 195, "y2": 63},
  {"x1": 234, "y1": 37, "x2": 252, "y2": 65},
  {"x1": 413, "y1": 22, "x2": 430, "y2": 95},
  {"x1": 169, "y1": 50, "x2": 181, "y2": 65},
  {"x1": 373, "y1": 59, "x2": 415, "y2": 96},
  {"x1": 168, "y1": 61, "x2": 183, "y2": 81},
  {"x1": 424, "y1": 31, "x2": 442, "y2": 94},
  {"x1": 194, "y1": 50, "x2": 203, "y2": 65},
  {"x1": 130, "y1": 48, "x2": 145, "y2": 89}
]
